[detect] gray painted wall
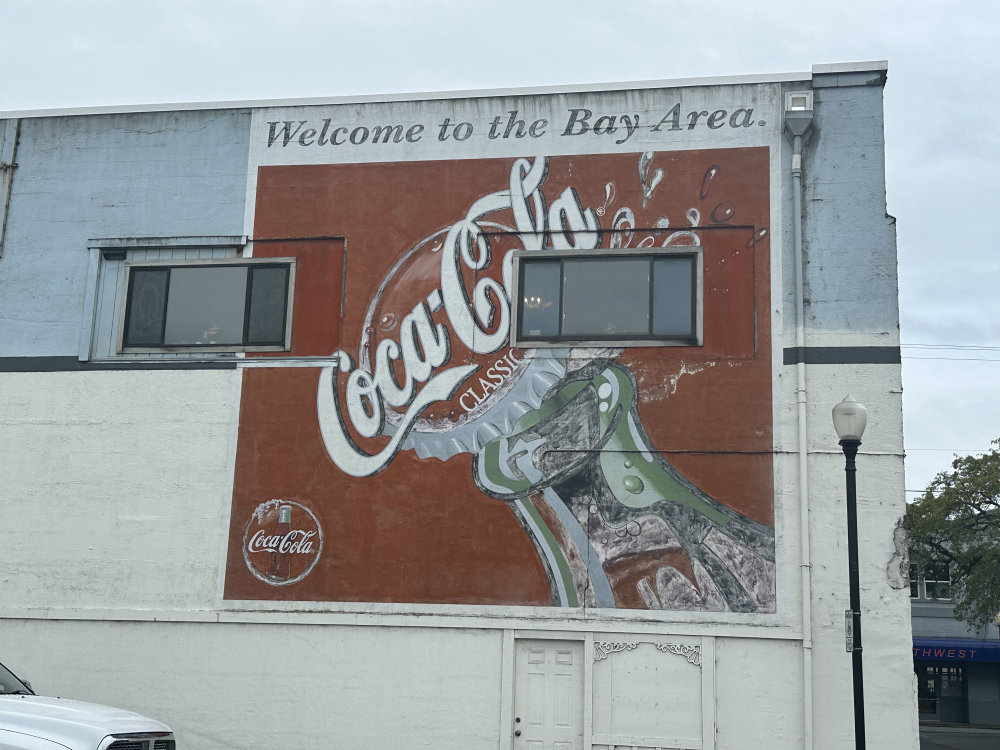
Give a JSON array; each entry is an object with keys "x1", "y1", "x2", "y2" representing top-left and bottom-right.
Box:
[
  {"x1": 799, "y1": 68, "x2": 899, "y2": 336},
  {"x1": 0, "y1": 110, "x2": 250, "y2": 356}
]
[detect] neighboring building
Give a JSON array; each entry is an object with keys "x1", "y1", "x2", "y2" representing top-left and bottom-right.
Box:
[
  {"x1": 0, "y1": 62, "x2": 918, "y2": 749},
  {"x1": 911, "y1": 567, "x2": 1000, "y2": 726}
]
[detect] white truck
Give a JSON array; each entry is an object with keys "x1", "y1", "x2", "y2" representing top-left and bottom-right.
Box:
[{"x1": 0, "y1": 661, "x2": 175, "y2": 750}]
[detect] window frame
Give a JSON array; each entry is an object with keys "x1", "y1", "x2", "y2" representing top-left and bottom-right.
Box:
[
  {"x1": 117, "y1": 257, "x2": 295, "y2": 354},
  {"x1": 909, "y1": 562, "x2": 953, "y2": 601},
  {"x1": 922, "y1": 562, "x2": 953, "y2": 601},
  {"x1": 510, "y1": 247, "x2": 703, "y2": 348}
]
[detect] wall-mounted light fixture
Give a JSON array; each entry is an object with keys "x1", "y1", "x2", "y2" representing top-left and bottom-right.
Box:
[
  {"x1": 784, "y1": 91, "x2": 815, "y2": 138},
  {"x1": 786, "y1": 91, "x2": 814, "y2": 112}
]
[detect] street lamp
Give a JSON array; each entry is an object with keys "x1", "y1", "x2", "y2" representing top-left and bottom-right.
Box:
[{"x1": 832, "y1": 395, "x2": 868, "y2": 750}]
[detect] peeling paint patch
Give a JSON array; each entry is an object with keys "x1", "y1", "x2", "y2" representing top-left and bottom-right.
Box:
[
  {"x1": 639, "y1": 360, "x2": 716, "y2": 402},
  {"x1": 886, "y1": 516, "x2": 909, "y2": 590}
]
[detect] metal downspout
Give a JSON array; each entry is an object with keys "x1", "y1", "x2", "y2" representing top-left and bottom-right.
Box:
[
  {"x1": 0, "y1": 119, "x2": 19, "y2": 259},
  {"x1": 785, "y1": 94, "x2": 815, "y2": 749},
  {"x1": 792, "y1": 132, "x2": 814, "y2": 750}
]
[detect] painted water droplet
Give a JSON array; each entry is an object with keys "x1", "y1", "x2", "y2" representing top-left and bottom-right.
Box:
[
  {"x1": 364, "y1": 326, "x2": 375, "y2": 336},
  {"x1": 596, "y1": 181, "x2": 616, "y2": 216},
  {"x1": 639, "y1": 151, "x2": 664, "y2": 207},
  {"x1": 598, "y1": 383, "x2": 613, "y2": 399},
  {"x1": 711, "y1": 202, "x2": 735, "y2": 223},
  {"x1": 379, "y1": 313, "x2": 398, "y2": 331},
  {"x1": 623, "y1": 475, "x2": 644, "y2": 494},
  {"x1": 623, "y1": 458, "x2": 633, "y2": 469},
  {"x1": 747, "y1": 227, "x2": 768, "y2": 247},
  {"x1": 699, "y1": 164, "x2": 720, "y2": 200},
  {"x1": 589, "y1": 504, "x2": 599, "y2": 515},
  {"x1": 626, "y1": 520, "x2": 642, "y2": 537},
  {"x1": 599, "y1": 401, "x2": 609, "y2": 413}
]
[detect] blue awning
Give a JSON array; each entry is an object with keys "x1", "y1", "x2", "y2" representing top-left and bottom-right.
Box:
[{"x1": 913, "y1": 638, "x2": 1000, "y2": 663}]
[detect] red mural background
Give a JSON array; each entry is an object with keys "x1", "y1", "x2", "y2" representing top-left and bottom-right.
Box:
[{"x1": 224, "y1": 147, "x2": 772, "y2": 607}]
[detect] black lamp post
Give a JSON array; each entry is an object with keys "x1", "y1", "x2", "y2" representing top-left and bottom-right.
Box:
[{"x1": 832, "y1": 395, "x2": 868, "y2": 750}]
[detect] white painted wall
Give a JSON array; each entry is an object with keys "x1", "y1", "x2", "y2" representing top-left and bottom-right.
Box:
[
  {"x1": 0, "y1": 366, "x2": 916, "y2": 747},
  {"x1": 0, "y1": 370, "x2": 241, "y2": 611}
]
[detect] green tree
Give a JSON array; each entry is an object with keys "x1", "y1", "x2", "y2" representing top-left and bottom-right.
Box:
[{"x1": 905, "y1": 440, "x2": 1000, "y2": 631}]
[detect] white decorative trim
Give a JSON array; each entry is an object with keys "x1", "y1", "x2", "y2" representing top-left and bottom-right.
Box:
[
  {"x1": 656, "y1": 642, "x2": 703, "y2": 666},
  {"x1": 593, "y1": 640, "x2": 702, "y2": 667},
  {"x1": 593, "y1": 641, "x2": 640, "y2": 661}
]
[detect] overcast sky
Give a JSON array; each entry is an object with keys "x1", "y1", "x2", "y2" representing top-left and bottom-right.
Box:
[{"x1": 3, "y1": 0, "x2": 998, "y2": 498}]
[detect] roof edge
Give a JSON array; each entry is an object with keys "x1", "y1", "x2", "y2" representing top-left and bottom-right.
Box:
[
  {"x1": 1, "y1": 61, "x2": 888, "y2": 119},
  {"x1": 812, "y1": 60, "x2": 888, "y2": 74}
]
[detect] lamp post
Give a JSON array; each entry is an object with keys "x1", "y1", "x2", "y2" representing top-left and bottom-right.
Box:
[{"x1": 832, "y1": 395, "x2": 868, "y2": 750}]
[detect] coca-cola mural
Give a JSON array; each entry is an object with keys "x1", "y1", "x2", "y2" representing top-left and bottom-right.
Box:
[{"x1": 224, "y1": 146, "x2": 775, "y2": 613}]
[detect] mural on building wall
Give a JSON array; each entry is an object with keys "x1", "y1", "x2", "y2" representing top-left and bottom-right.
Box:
[{"x1": 225, "y1": 146, "x2": 775, "y2": 613}]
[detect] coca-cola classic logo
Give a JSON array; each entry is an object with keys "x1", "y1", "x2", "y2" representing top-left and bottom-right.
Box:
[
  {"x1": 318, "y1": 156, "x2": 601, "y2": 477},
  {"x1": 242, "y1": 499, "x2": 323, "y2": 586}
]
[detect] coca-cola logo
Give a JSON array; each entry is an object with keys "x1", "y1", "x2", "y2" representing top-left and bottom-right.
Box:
[
  {"x1": 242, "y1": 499, "x2": 323, "y2": 586},
  {"x1": 317, "y1": 156, "x2": 601, "y2": 477}
]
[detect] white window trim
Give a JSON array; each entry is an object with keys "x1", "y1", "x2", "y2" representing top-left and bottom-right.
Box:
[
  {"x1": 510, "y1": 246, "x2": 704, "y2": 349},
  {"x1": 80, "y1": 236, "x2": 256, "y2": 361}
]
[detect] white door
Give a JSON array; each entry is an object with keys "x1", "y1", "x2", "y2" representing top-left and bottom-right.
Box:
[{"x1": 513, "y1": 639, "x2": 584, "y2": 750}]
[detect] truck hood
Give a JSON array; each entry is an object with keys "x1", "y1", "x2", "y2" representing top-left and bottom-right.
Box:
[{"x1": 0, "y1": 695, "x2": 171, "y2": 748}]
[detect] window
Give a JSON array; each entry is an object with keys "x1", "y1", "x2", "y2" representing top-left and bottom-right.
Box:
[
  {"x1": 923, "y1": 562, "x2": 953, "y2": 601},
  {"x1": 119, "y1": 258, "x2": 294, "y2": 352},
  {"x1": 512, "y1": 248, "x2": 702, "y2": 347},
  {"x1": 916, "y1": 665, "x2": 966, "y2": 714},
  {"x1": 910, "y1": 562, "x2": 953, "y2": 600}
]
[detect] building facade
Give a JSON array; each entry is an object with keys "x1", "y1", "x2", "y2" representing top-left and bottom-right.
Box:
[
  {"x1": 911, "y1": 569, "x2": 1000, "y2": 726},
  {"x1": 0, "y1": 62, "x2": 917, "y2": 749}
]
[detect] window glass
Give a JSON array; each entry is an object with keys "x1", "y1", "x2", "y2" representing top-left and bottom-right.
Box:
[
  {"x1": 940, "y1": 666, "x2": 965, "y2": 697},
  {"x1": 520, "y1": 261, "x2": 561, "y2": 338},
  {"x1": 924, "y1": 562, "x2": 952, "y2": 600},
  {"x1": 562, "y1": 258, "x2": 649, "y2": 337},
  {"x1": 652, "y1": 256, "x2": 695, "y2": 337},
  {"x1": 121, "y1": 260, "x2": 293, "y2": 351},
  {"x1": 247, "y1": 265, "x2": 290, "y2": 344},
  {"x1": 163, "y1": 266, "x2": 248, "y2": 346},
  {"x1": 514, "y1": 250, "x2": 700, "y2": 346},
  {"x1": 917, "y1": 666, "x2": 938, "y2": 714},
  {"x1": 124, "y1": 268, "x2": 168, "y2": 346}
]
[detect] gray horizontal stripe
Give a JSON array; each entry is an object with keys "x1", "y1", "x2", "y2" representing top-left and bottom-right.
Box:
[
  {"x1": 783, "y1": 346, "x2": 901, "y2": 365},
  {"x1": 0, "y1": 356, "x2": 238, "y2": 372},
  {"x1": 1, "y1": 347, "x2": 903, "y2": 372}
]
